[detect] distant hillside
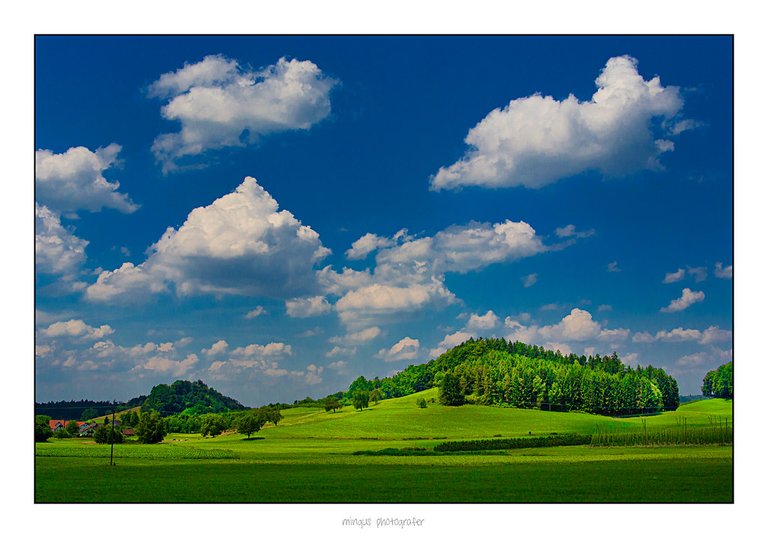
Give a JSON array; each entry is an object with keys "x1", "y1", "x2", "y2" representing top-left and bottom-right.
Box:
[
  {"x1": 345, "y1": 337, "x2": 679, "y2": 416},
  {"x1": 141, "y1": 379, "x2": 246, "y2": 417}
]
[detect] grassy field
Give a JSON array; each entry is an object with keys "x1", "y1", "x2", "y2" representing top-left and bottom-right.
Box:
[{"x1": 35, "y1": 392, "x2": 733, "y2": 503}]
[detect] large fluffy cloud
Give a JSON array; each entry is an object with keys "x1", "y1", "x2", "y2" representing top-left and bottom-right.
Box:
[
  {"x1": 35, "y1": 144, "x2": 138, "y2": 213},
  {"x1": 149, "y1": 55, "x2": 336, "y2": 172},
  {"x1": 335, "y1": 278, "x2": 457, "y2": 327},
  {"x1": 375, "y1": 220, "x2": 546, "y2": 275},
  {"x1": 86, "y1": 176, "x2": 330, "y2": 302},
  {"x1": 431, "y1": 56, "x2": 685, "y2": 190},
  {"x1": 35, "y1": 203, "x2": 88, "y2": 275}
]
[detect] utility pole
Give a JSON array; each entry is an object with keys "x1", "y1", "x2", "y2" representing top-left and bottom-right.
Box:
[{"x1": 109, "y1": 401, "x2": 116, "y2": 466}]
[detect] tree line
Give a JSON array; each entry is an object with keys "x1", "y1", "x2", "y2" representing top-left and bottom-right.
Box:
[
  {"x1": 701, "y1": 361, "x2": 733, "y2": 398},
  {"x1": 34, "y1": 397, "x2": 144, "y2": 421},
  {"x1": 35, "y1": 406, "x2": 284, "y2": 444}
]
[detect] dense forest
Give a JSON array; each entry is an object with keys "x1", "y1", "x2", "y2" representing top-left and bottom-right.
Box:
[
  {"x1": 35, "y1": 396, "x2": 146, "y2": 420},
  {"x1": 701, "y1": 361, "x2": 733, "y2": 398},
  {"x1": 141, "y1": 379, "x2": 246, "y2": 417},
  {"x1": 345, "y1": 338, "x2": 679, "y2": 415}
]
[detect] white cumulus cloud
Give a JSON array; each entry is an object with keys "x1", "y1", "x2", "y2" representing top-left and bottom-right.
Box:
[
  {"x1": 660, "y1": 288, "x2": 705, "y2": 313},
  {"x1": 285, "y1": 296, "x2": 332, "y2": 317},
  {"x1": 715, "y1": 262, "x2": 733, "y2": 279},
  {"x1": 430, "y1": 331, "x2": 476, "y2": 358},
  {"x1": 244, "y1": 306, "x2": 267, "y2": 319},
  {"x1": 41, "y1": 319, "x2": 114, "y2": 340},
  {"x1": 35, "y1": 203, "x2": 88, "y2": 275},
  {"x1": 149, "y1": 55, "x2": 336, "y2": 172},
  {"x1": 663, "y1": 268, "x2": 686, "y2": 284},
  {"x1": 335, "y1": 278, "x2": 456, "y2": 328},
  {"x1": 330, "y1": 326, "x2": 382, "y2": 345},
  {"x1": 466, "y1": 310, "x2": 500, "y2": 330},
  {"x1": 35, "y1": 144, "x2": 138, "y2": 214},
  {"x1": 328, "y1": 219, "x2": 550, "y2": 328},
  {"x1": 431, "y1": 55, "x2": 684, "y2": 190},
  {"x1": 377, "y1": 337, "x2": 421, "y2": 362},
  {"x1": 135, "y1": 353, "x2": 199, "y2": 377},
  {"x1": 86, "y1": 177, "x2": 329, "y2": 302},
  {"x1": 202, "y1": 339, "x2": 229, "y2": 356},
  {"x1": 506, "y1": 308, "x2": 629, "y2": 348}
]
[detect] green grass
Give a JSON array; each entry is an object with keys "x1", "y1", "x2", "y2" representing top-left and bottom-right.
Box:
[{"x1": 35, "y1": 392, "x2": 733, "y2": 502}]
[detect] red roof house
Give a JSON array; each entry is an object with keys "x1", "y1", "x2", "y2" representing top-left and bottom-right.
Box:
[{"x1": 48, "y1": 420, "x2": 85, "y2": 431}]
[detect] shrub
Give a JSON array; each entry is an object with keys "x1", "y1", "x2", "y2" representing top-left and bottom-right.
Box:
[
  {"x1": 416, "y1": 398, "x2": 427, "y2": 409},
  {"x1": 53, "y1": 429, "x2": 72, "y2": 439},
  {"x1": 93, "y1": 425, "x2": 124, "y2": 444}
]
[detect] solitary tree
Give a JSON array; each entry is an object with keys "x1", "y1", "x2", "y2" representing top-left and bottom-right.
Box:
[
  {"x1": 136, "y1": 410, "x2": 167, "y2": 444},
  {"x1": 236, "y1": 412, "x2": 265, "y2": 439},
  {"x1": 352, "y1": 390, "x2": 370, "y2": 411},
  {"x1": 260, "y1": 407, "x2": 283, "y2": 427},
  {"x1": 323, "y1": 396, "x2": 342, "y2": 413}
]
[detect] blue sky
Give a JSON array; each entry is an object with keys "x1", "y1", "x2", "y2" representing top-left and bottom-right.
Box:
[{"x1": 35, "y1": 36, "x2": 733, "y2": 405}]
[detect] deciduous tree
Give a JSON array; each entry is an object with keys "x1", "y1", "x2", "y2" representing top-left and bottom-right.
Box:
[
  {"x1": 136, "y1": 410, "x2": 167, "y2": 444},
  {"x1": 235, "y1": 412, "x2": 265, "y2": 439},
  {"x1": 35, "y1": 415, "x2": 52, "y2": 442},
  {"x1": 352, "y1": 390, "x2": 370, "y2": 411}
]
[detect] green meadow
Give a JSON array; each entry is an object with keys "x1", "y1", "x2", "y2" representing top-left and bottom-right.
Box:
[{"x1": 35, "y1": 390, "x2": 733, "y2": 503}]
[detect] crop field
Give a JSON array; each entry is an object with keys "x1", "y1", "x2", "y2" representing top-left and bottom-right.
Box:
[{"x1": 35, "y1": 392, "x2": 733, "y2": 503}]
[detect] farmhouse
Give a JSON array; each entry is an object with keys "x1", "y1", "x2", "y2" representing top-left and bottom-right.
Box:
[
  {"x1": 48, "y1": 420, "x2": 83, "y2": 431},
  {"x1": 79, "y1": 423, "x2": 99, "y2": 436}
]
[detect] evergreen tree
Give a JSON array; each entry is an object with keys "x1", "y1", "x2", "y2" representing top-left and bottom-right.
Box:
[{"x1": 439, "y1": 372, "x2": 465, "y2": 406}]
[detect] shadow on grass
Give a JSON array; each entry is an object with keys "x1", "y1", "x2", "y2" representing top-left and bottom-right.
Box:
[{"x1": 241, "y1": 437, "x2": 266, "y2": 441}]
